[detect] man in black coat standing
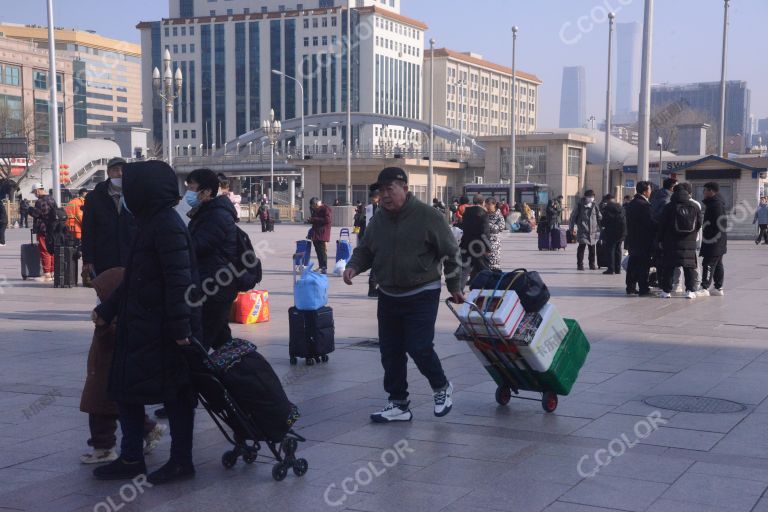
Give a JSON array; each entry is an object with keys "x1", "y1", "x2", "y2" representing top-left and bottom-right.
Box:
[
  {"x1": 185, "y1": 168, "x2": 239, "y2": 349},
  {"x1": 92, "y1": 161, "x2": 202, "y2": 485},
  {"x1": 698, "y1": 182, "x2": 727, "y2": 297},
  {"x1": 657, "y1": 183, "x2": 703, "y2": 299},
  {"x1": 459, "y1": 194, "x2": 490, "y2": 290},
  {"x1": 81, "y1": 157, "x2": 136, "y2": 278},
  {"x1": 599, "y1": 195, "x2": 627, "y2": 275},
  {"x1": 624, "y1": 181, "x2": 656, "y2": 296}
]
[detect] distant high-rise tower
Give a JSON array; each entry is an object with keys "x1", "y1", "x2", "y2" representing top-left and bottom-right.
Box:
[
  {"x1": 616, "y1": 22, "x2": 642, "y2": 119},
  {"x1": 559, "y1": 66, "x2": 586, "y2": 129}
]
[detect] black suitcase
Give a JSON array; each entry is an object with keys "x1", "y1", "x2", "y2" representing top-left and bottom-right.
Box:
[
  {"x1": 597, "y1": 239, "x2": 609, "y2": 269},
  {"x1": 288, "y1": 306, "x2": 335, "y2": 366},
  {"x1": 54, "y1": 244, "x2": 79, "y2": 288},
  {"x1": 21, "y1": 233, "x2": 41, "y2": 280},
  {"x1": 267, "y1": 219, "x2": 275, "y2": 232}
]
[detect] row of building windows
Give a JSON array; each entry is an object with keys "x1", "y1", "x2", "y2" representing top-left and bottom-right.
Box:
[
  {"x1": 303, "y1": 35, "x2": 337, "y2": 47},
  {"x1": 174, "y1": 129, "x2": 198, "y2": 139},
  {"x1": 166, "y1": 25, "x2": 196, "y2": 37},
  {"x1": 171, "y1": 43, "x2": 197, "y2": 54},
  {"x1": 302, "y1": 16, "x2": 337, "y2": 29},
  {"x1": 375, "y1": 15, "x2": 419, "y2": 40},
  {"x1": 56, "y1": 43, "x2": 140, "y2": 64},
  {"x1": 447, "y1": 67, "x2": 537, "y2": 99},
  {"x1": 375, "y1": 37, "x2": 420, "y2": 57}
]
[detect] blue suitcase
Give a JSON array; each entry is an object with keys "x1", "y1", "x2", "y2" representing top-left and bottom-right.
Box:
[{"x1": 294, "y1": 240, "x2": 312, "y2": 269}]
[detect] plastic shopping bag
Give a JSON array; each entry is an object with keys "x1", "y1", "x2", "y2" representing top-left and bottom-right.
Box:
[{"x1": 294, "y1": 263, "x2": 328, "y2": 310}]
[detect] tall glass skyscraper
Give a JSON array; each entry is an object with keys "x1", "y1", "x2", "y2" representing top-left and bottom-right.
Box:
[
  {"x1": 616, "y1": 22, "x2": 641, "y2": 121},
  {"x1": 559, "y1": 66, "x2": 586, "y2": 129}
]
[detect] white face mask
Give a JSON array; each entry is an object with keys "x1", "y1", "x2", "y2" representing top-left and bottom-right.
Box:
[
  {"x1": 586, "y1": 197, "x2": 595, "y2": 205},
  {"x1": 110, "y1": 177, "x2": 123, "y2": 189}
]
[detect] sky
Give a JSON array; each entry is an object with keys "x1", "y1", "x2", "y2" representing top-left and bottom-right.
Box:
[{"x1": 4, "y1": 0, "x2": 767, "y2": 128}]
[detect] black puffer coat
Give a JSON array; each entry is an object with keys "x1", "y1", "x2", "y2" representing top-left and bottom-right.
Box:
[
  {"x1": 700, "y1": 193, "x2": 728, "y2": 258},
  {"x1": 600, "y1": 202, "x2": 627, "y2": 243},
  {"x1": 187, "y1": 194, "x2": 239, "y2": 303},
  {"x1": 96, "y1": 161, "x2": 202, "y2": 405},
  {"x1": 657, "y1": 188, "x2": 702, "y2": 269}
]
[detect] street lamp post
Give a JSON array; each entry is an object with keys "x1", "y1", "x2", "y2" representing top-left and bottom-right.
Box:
[
  {"x1": 637, "y1": 0, "x2": 654, "y2": 182},
  {"x1": 272, "y1": 69, "x2": 305, "y2": 208},
  {"x1": 46, "y1": 0, "x2": 61, "y2": 205},
  {"x1": 509, "y1": 26, "x2": 519, "y2": 208},
  {"x1": 656, "y1": 136, "x2": 663, "y2": 187},
  {"x1": 428, "y1": 38, "x2": 436, "y2": 202},
  {"x1": 525, "y1": 164, "x2": 533, "y2": 183},
  {"x1": 604, "y1": 12, "x2": 616, "y2": 197},
  {"x1": 262, "y1": 109, "x2": 282, "y2": 209},
  {"x1": 452, "y1": 78, "x2": 466, "y2": 161},
  {"x1": 153, "y1": 49, "x2": 183, "y2": 167},
  {"x1": 718, "y1": 0, "x2": 731, "y2": 157}
]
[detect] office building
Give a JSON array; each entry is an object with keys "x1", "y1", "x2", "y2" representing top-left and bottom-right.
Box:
[
  {"x1": 559, "y1": 66, "x2": 586, "y2": 129},
  {"x1": 138, "y1": 0, "x2": 426, "y2": 156},
  {"x1": 0, "y1": 24, "x2": 142, "y2": 139},
  {"x1": 615, "y1": 22, "x2": 641, "y2": 119},
  {"x1": 422, "y1": 48, "x2": 541, "y2": 148},
  {"x1": 0, "y1": 36, "x2": 74, "y2": 157},
  {"x1": 651, "y1": 81, "x2": 751, "y2": 140}
]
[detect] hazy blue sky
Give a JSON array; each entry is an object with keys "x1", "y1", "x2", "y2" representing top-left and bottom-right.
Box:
[{"x1": 4, "y1": 0, "x2": 766, "y2": 128}]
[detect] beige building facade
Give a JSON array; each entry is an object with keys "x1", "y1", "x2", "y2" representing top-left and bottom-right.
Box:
[
  {"x1": 0, "y1": 24, "x2": 142, "y2": 139},
  {"x1": 0, "y1": 36, "x2": 74, "y2": 160},
  {"x1": 423, "y1": 48, "x2": 542, "y2": 152}
]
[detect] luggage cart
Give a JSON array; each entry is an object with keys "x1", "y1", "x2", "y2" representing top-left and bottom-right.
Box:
[{"x1": 445, "y1": 299, "x2": 560, "y2": 413}]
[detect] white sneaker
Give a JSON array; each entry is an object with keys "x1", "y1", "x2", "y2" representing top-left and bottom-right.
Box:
[
  {"x1": 659, "y1": 292, "x2": 672, "y2": 299},
  {"x1": 685, "y1": 291, "x2": 697, "y2": 300},
  {"x1": 696, "y1": 289, "x2": 711, "y2": 297},
  {"x1": 80, "y1": 448, "x2": 118, "y2": 465},
  {"x1": 710, "y1": 288, "x2": 725, "y2": 297},
  {"x1": 144, "y1": 423, "x2": 167, "y2": 455},
  {"x1": 434, "y1": 382, "x2": 454, "y2": 417},
  {"x1": 371, "y1": 402, "x2": 412, "y2": 423},
  {"x1": 34, "y1": 272, "x2": 53, "y2": 283}
]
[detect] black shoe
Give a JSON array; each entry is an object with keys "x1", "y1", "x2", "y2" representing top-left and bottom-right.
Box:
[
  {"x1": 638, "y1": 291, "x2": 652, "y2": 297},
  {"x1": 147, "y1": 459, "x2": 196, "y2": 485},
  {"x1": 626, "y1": 289, "x2": 639, "y2": 295},
  {"x1": 589, "y1": 265, "x2": 598, "y2": 271},
  {"x1": 319, "y1": 268, "x2": 327, "y2": 275},
  {"x1": 614, "y1": 271, "x2": 621, "y2": 275},
  {"x1": 93, "y1": 457, "x2": 147, "y2": 481},
  {"x1": 603, "y1": 270, "x2": 614, "y2": 275},
  {"x1": 577, "y1": 266, "x2": 585, "y2": 271},
  {"x1": 154, "y1": 407, "x2": 168, "y2": 419}
]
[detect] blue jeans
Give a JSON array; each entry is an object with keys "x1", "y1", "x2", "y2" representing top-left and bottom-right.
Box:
[
  {"x1": 118, "y1": 397, "x2": 194, "y2": 464},
  {"x1": 377, "y1": 288, "x2": 448, "y2": 403}
]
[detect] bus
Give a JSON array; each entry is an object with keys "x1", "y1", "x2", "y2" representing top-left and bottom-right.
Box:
[{"x1": 462, "y1": 182, "x2": 549, "y2": 210}]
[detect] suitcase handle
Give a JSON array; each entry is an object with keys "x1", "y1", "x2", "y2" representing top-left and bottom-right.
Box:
[{"x1": 339, "y1": 228, "x2": 351, "y2": 238}]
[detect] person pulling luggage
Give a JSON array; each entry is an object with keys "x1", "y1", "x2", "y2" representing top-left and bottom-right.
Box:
[{"x1": 344, "y1": 167, "x2": 464, "y2": 423}]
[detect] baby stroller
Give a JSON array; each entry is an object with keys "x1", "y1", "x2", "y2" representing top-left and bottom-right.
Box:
[{"x1": 187, "y1": 338, "x2": 308, "y2": 481}]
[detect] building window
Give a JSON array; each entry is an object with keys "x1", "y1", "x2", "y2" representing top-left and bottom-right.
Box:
[
  {"x1": 3, "y1": 65, "x2": 20, "y2": 86},
  {"x1": 210, "y1": 10, "x2": 215, "y2": 16},
  {"x1": 243, "y1": 7, "x2": 250, "y2": 14},
  {"x1": 164, "y1": 27, "x2": 170, "y2": 37},
  {"x1": 181, "y1": 27, "x2": 187, "y2": 36},
  {"x1": 303, "y1": 37, "x2": 309, "y2": 47},
  {"x1": 116, "y1": 106, "x2": 128, "y2": 113},
  {"x1": 313, "y1": 36, "x2": 318, "y2": 46},
  {"x1": 175, "y1": 130, "x2": 180, "y2": 139},
  {"x1": 567, "y1": 147, "x2": 582, "y2": 176},
  {"x1": 173, "y1": 27, "x2": 178, "y2": 36},
  {"x1": 313, "y1": 18, "x2": 318, "y2": 28},
  {"x1": 33, "y1": 70, "x2": 47, "y2": 89},
  {"x1": 182, "y1": 44, "x2": 187, "y2": 53},
  {"x1": 183, "y1": 130, "x2": 188, "y2": 138},
  {"x1": 331, "y1": 17, "x2": 337, "y2": 27},
  {"x1": 322, "y1": 17, "x2": 328, "y2": 27},
  {"x1": 227, "y1": 8, "x2": 233, "y2": 15},
  {"x1": 173, "y1": 44, "x2": 179, "y2": 53},
  {"x1": 191, "y1": 129, "x2": 197, "y2": 138},
  {"x1": 190, "y1": 26, "x2": 195, "y2": 36},
  {"x1": 322, "y1": 36, "x2": 328, "y2": 46},
  {"x1": 303, "y1": 18, "x2": 309, "y2": 29},
  {"x1": 189, "y1": 43, "x2": 195, "y2": 53}
]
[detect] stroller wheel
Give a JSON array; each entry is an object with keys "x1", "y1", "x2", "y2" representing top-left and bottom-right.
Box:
[
  {"x1": 314, "y1": 356, "x2": 322, "y2": 363},
  {"x1": 306, "y1": 358, "x2": 315, "y2": 366},
  {"x1": 284, "y1": 437, "x2": 298, "y2": 455},
  {"x1": 293, "y1": 458, "x2": 309, "y2": 477},
  {"x1": 243, "y1": 451, "x2": 257, "y2": 464},
  {"x1": 222, "y1": 451, "x2": 238, "y2": 469},
  {"x1": 272, "y1": 463, "x2": 288, "y2": 481},
  {"x1": 290, "y1": 357, "x2": 298, "y2": 366},
  {"x1": 321, "y1": 355, "x2": 329, "y2": 363}
]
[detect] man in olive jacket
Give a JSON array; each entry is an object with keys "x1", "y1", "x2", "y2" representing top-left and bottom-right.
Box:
[{"x1": 344, "y1": 167, "x2": 464, "y2": 423}]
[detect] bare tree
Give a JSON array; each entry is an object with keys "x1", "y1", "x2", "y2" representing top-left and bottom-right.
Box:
[
  {"x1": 647, "y1": 100, "x2": 717, "y2": 154},
  {"x1": 0, "y1": 103, "x2": 46, "y2": 186}
]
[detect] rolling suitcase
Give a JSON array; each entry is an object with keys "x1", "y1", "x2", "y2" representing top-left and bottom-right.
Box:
[
  {"x1": 538, "y1": 231, "x2": 553, "y2": 251},
  {"x1": 336, "y1": 229, "x2": 352, "y2": 263},
  {"x1": 267, "y1": 219, "x2": 275, "y2": 232},
  {"x1": 551, "y1": 229, "x2": 567, "y2": 250},
  {"x1": 288, "y1": 306, "x2": 335, "y2": 366},
  {"x1": 596, "y1": 239, "x2": 609, "y2": 268},
  {"x1": 54, "y1": 244, "x2": 79, "y2": 288},
  {"x1": 21, "y1": 232, "x2": 41, "y2": 280}
]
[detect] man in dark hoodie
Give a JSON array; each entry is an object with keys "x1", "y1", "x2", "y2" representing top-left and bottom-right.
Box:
[
  {"x1": 91, "y1": 161, "x2": 202, "y2": 484},
  {"x1": 656, "y1": 182, "x2": 702, "y2": 299},
  {"x1": 599, "y1": 195, "x2": 627, "y2": 275},
  {"x1": 698, "y1": 182, "x2": 727, "y2": 297},
  {"x1": 184, "y1": 168, "x2": 239, "y2": 349}
]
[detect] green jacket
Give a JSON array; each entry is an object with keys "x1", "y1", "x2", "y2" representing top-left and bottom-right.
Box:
[{"x1": 347, "y1": 194, "x2": 461, "y2": 294}]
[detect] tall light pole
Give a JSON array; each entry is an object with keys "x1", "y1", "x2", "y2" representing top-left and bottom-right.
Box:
[
  {"x1": 718, "y1": 0, "x2": 731, "y2": 157},
  {"x1": 46, "y1": 0, "x2": 61, "y2": 204},
  {"x1": 272, "y1": 69, "x2": 304, "y2": 208},
  {"x1": 345, "y1": 6, "x2": 352, "y2": 205},
  {"x1": 509, "y1": 26, "x2": 519, "y2": 208},
  {"x1": 452, "y1": 78, "x2": 466, "y2": 160},
  {"x1": 656, "y1": 136, "x2": 663, "y2": 187},
  {"x1": 637, "y1": 0, "x2": 654, "y2": 182},
  {"x1": 262, "y1": 109, "x2": 282, "y2": 209},
  {"x1": 428, "y1": 38, "x2": 436, "y2": 202},
  {"x1": 153, "y1": 49, "x2": 182, "y2": 167},
  {"x1": 604, "y1": 12, "x2": 616, "y2": 197}
]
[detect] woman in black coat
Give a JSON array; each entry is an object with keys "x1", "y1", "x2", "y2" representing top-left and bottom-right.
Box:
[
  {"x1": 656, "y1": 186, "x2": 702, "y2": 295},
  {"x1": 93, "y1": 161, "x2": 202, "y2": 484},
  {"x1": 699, "y1": 182, "x2": 727, "y2": 294},
  {"x1": 186, "y1": 168, "x2": 238, "y2": 350}
]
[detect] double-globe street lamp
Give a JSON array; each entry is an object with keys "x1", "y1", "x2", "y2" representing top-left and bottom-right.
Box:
[
  {"x1": 262, "y1": 109, "x2": 282, "y2": 209},
  {"x1": 152, "y1": 49, "x2": 183, "y2": 167}
]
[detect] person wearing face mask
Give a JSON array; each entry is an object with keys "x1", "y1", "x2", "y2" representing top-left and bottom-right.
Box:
[
  {"x1": 184, "y1": 168, "x2": 238, "y2": 351},
  {"x1": 569, "y1": 190, "x2": 602, "y2": 271},
  {"x1": 82, "y1": 158, "x2": 137, "y2": 279}
]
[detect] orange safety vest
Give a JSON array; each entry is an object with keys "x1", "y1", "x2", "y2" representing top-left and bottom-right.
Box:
[{"x1": 64, "y1": 197, "x2": 85, "y2": 239}]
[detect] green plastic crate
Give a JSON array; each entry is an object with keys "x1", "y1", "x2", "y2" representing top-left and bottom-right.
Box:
[{"x1": 532, "y1": 319, "x2": 590, "y2": 396}]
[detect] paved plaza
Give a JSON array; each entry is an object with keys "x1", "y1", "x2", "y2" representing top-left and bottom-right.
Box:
[{"x1": 1, "y1": 222, "x2": 768, "y2": 512}]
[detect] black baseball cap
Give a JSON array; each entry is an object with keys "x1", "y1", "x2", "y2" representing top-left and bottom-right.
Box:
[{"x1": 371, "y1": 167, "x2": 408, "y2": 191}]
